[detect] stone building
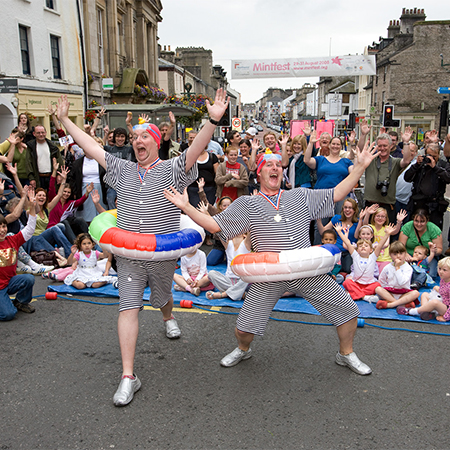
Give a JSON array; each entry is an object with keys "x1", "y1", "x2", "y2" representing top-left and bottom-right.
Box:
[
  {"x1": 82, "y1": 0, "x2": 162, "y2": 104},
  {"x1": 369, "y1": 8, "x2": 450, "y2": 142},
  {"x1": 0, "y1": 0, "x2": 85, "y2": 139}
]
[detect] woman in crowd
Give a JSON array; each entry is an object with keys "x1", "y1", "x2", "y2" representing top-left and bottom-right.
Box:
[
  {"x1": 317, "y1": 198, "x2": 361, "y2": 273},
  {"x1": 187, "y1": 144, "x2": 219, "y2": 209},
  {"x1": 398, "y1": 208, "x2": 443, "y2": 277},
  {"x1": 17, "y1": 112, "x2": 34, "y2": 143},
  {"x1": 287, "y1": 132, "x2": 314, "y2": 189},
  {"x1": 70, "y1": 137, "x2": 107, "y2": 223}
]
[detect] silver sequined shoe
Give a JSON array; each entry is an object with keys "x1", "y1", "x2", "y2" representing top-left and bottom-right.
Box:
[
  {"x1": 335, "y1": 352, "x2": 372, "y2": 375},
  {"x1": 165, "y1": 317, "x2": 181, "y2": 339},
  {"x1": 220, "y1": 347, "x2": 252, "y2": 367},
  {"x1": 113, "y1": 375, "x2": 141, "y2": 406}
]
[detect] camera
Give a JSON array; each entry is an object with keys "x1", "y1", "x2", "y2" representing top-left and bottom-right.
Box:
[
  {"x1": 422, "y1": 156, "x2": 432, "y2": 165},
  {"x1": 376, "y1": 180, "x2": 390, "y2": 196}
]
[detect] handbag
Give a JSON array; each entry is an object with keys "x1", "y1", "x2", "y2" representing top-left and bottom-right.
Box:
[{"x1": 30, "y1": 250, "x2": 59, "y2": 267}]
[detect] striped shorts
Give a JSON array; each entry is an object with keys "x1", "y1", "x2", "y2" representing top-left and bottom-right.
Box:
[
  {"x1": 236, "y1": 274, "x2": 360, "y2": 336},
  {"x1": 116, "y1": 256, "x2": 177, "y2": 312}
]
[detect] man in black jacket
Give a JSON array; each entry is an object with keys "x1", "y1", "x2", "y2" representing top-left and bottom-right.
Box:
[
  {"x1": 404, "y1": 143, "x2": 450, "y2": 229},
  {"x1": 26, "y1": 125, "x2": 63, "y2": 190}
]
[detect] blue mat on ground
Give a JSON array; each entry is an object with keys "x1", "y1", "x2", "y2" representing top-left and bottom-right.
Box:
[{"x1": 47, "y1": 263, "x2": 448, "y2": 325}]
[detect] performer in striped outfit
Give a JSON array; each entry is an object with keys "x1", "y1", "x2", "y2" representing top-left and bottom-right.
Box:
[
  {"x1": 164, "y1": 144, "x2": 379, "y2": 376},
  {"x1": 56, "y1": 90, "x2": 229, "y2": 406}
]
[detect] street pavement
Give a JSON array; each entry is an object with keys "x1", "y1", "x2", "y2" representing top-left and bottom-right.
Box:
[{"x1": 2, "y1": 273, "x2": 450, "y2": 450}]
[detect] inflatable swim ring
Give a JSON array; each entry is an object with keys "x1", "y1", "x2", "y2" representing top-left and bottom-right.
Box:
[
  {"x1": 230, "y1": 244, "x2": 341, "y2": 283},
  {"x1": 89, "y1": 210, "x2": 205, "y2": 261}
]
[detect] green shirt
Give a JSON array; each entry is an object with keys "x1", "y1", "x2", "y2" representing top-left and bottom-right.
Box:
[{"x1": 401, "y1": 220, "x2": 441, "y2": 255}]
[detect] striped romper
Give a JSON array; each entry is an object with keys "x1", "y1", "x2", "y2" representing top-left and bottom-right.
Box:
[
  {"x1": 104, "y1": 152, "x2": 198, "y2": 311},
  {"x1": 213, "y1": 188, "x2": 360, "y2": 336}
]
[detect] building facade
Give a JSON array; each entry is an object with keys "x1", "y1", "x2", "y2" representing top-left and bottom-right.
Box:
[{"x1": 0, "y1": 0, "x2": 85, "y2": 139}]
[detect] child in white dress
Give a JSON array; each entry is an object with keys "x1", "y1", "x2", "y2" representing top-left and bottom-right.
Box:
[{"x1": 64, "y1": 233, "x2": 117, "y2": 289}]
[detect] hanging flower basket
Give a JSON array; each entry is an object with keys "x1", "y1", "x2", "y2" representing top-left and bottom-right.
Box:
[
  {"x1": 134, "y1": 84, "x2": 168, "y2": 103},
  {"x1": 164, "y1": 94, "x2": 212, "y2": 126}
]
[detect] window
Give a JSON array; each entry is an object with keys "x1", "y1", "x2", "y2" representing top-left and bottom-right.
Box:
[
  {"x1": 97, "y1": 8, "x2": 104, "y2": 74},
  {"x1": 50, "y1": 35, "x2": 61, "y2": 79},
  {"x1": 46, "y1": 0, "x2": 55, "y2": 9},
  {"x1": 19, "y1": 25, "x2": 31, "y2": 75},
  {"x1": 374, "y1": 93, "x2": 377, "y2": 106},
  {"x1": 383, "y1": 66, "x2": 387, "y2": 83}
]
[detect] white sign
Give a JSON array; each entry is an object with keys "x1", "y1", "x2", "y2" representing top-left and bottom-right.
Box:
[
  {"x1": 102, "y1": 78, "x2": 114, "y2": 90},
  {"x1": 232, "y1": 117, "x2": 242, "y2": 131},
  {"x1": 231, "y1": 55, "x2": 376, "y2": 79}
]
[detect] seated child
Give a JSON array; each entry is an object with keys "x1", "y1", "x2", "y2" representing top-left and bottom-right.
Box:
[
  {"x1": 321, "y1": 229, "x2": 344, "y2": 284},
  {"x1": 64, "y1": 233, "x2": 117, "y2": 289},
  {"x1": 173, "y1": 248, "x2": 211, "y2": 296},
  {"x1": 397, "y1": 257, "x2": 450, "y2": 321},
  {"x1": 347, "y1": 225, "x2": 379, "y2": 280},
  {"x1": 206, "y1": 233, "x2": 251, "y2": 301},
  {"x1": 375, "y1": 241, "x2": 420, "y2": 310},
  {"x1": 336, "y1": 222, "x2": 396, "y2": 303},
  {"x1": 0, "y1": 188, "x2": 37, "y2": 320},
  {"x1": 409, "y1": 244, "x2": 436, "y2": 289}
]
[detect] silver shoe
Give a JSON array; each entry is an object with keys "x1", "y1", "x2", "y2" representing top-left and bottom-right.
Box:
[
  {"x1": 165, "y1": 317, "x2": 181, "y2": 339},
  {"x1": 220, "y1": 347, "x2": 252, "y2": 367},
  {"x1": 113, "y1": 375, "x2": 141, "y2": 406},
  {"x1": 335, "y1": 352, "x2": 372, "y2": 375}
]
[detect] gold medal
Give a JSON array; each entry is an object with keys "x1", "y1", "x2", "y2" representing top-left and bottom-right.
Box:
[{"x1": 274, "y1": 214, "x2": 282, "y2": 222}]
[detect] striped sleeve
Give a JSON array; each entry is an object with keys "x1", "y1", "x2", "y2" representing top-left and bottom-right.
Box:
[
  {"x1": 302, "y1": 188, "x2": 335, "y2": 221},
  {"x1": 104, "y1": 152, "x2": 133, "y2": 189},
  {"x1": 213, "y1": 196, "x2": 251, "y2": 242},
  {"x1": 171, "y1": 151, "x2": 199, "y2": 192}
]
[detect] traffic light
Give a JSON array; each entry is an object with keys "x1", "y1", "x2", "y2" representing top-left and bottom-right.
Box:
[
  {"x1": 383, "y1": 104, "x2": 400, "y2": 128},
  {"x1": 348, "y1": 113, "x2": 356, "y2": 129},
  {"x1": 217, "y1": 103, "x2": 231, "y2": 127}
]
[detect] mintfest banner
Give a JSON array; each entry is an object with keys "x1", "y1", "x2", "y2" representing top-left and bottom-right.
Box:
[{"x1": 231, "y1": 55, "x2": 376, "y2": 79}]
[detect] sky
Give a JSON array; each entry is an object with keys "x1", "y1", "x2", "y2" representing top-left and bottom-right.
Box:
[{"x1": 157, "y1": 0, "x2": 449, "y2": 104}]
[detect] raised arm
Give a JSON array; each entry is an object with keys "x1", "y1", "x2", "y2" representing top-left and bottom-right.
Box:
[
  {"x1": 374, "y1": 223, "x2": 395, "y2": 258},
  {"x1": 399, "y1": 126, "x2": 413, "y2": 168},
  {"x1": 357, "y1": 119, "x2": 371, "y2": 153},
  {"x1": 56, "y1": 95, "x2": 106, "y2": 168},
  {"x1": 334, "y1": 222, "x2": 354, "y2": 255},
  {"x1": 184, "y1": 89, "x2": 229, "y2": 172},
  {"x1": 303, "y1": 130, "x2": 317, "y2": 169},
  {"x1": 443, "y1": 133, "x2": 450, "y2": 159},
  {"x1": 248, "y1": 138, "x2": 260, "y2": 172},
  {"x1": 334, "y1": 140, "x2": 378, "y2": 203},
  {"x1": 47, "y1": 165, "x2": 69, "y2": 212},
  {"x1": 164, "y1": 186, "x2": 221, "y2": 233},
  {"x1": 279, "y1": 134, "x2": 290, "y2": 167},
  {"x1": 90, "y1": 107, "x2": 105, "y2": 137}
]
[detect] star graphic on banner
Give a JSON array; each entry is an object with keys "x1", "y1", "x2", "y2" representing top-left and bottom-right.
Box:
[{"x1": 331, "y1": 56, "x2": 343, "y2": 66}]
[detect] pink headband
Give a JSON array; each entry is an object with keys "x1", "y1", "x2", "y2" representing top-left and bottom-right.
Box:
[
  {"x1": 256, "y1": 149, "x2": 282, "y2": 176},
  {"x1": 132, "y1": 122, "x2": 161, "y2": 149}
]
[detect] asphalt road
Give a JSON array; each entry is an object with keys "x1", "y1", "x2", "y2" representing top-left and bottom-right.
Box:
[{"x1": 2, "y1": 272, "x2": 450, "y2": 450}]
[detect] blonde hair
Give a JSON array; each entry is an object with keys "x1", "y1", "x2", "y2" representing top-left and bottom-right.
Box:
[
  {"x1": 370, "y1": 207, "x2": 389, "y2": 227},
  {"x1": 356, "y1": 239, "x2": 372, "y2": 250},
  {"x1": 359, "y1": 225, "x2": 374, "y2": 243},
  {"x1": 438, "y1": 257, "x2": 450, "y2": 270},
  {"x1": 291, "y1": 134, "x2": 307, "y2": 152}
]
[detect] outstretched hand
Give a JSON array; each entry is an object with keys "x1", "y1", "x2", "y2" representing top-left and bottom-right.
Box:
[
  {"x1": 206, "y1": 88, "x2": 229, "y2": 122},
  {"x1": 355, "y1": 140, "x2": 379, "y2": 170},
  {"x1": 56, "y1": 95, "x2": 70, "y2": 121},
  {"x1": 163, "y1": 186, "x2": 189, "y2": 210}
]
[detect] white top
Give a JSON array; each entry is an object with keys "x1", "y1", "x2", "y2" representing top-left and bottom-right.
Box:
[
  {"x1": 379, "y1": 262, "x2": 413, "y2": 289},
  {"x1": 350, "y1": 252, "x2": 378, "y2": 285},
  {"x1": 225, "y1": 239, "x2": 250, "y2": 279},
  {"x1": 82, "y1": 157, "x2": 100, "y2": 184},
  {"x1": 181, "y1": 249, "x2": 207, "y2": 281},
  {"x1": 36, "y1": 141, "x2": 51, "y2": 173}
]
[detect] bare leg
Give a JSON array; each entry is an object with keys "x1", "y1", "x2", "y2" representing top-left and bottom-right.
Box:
[
  {"x1": 72, "y1": 280, "x2": 87, "y2": 289},
  {"x1": 336, "y1": 317, "x2": 357, "y2": 355},
  {"x1": 173, "y1": 274, "x2": 188, "y2": 290},
  {"x1": 160, "y1": 298, "x2": 174, "y2": 321},
  {"x1": 377, "y1": 290, "x2": 420, "y2": 308},
  {"x1": 236, "y1": 327, "x2": 254, "y2": 351},
  {"x1": 91, "y1": 281, "x2": 107, "y2": 288},
  {"x1": 118, "y1": 308, "x2": 140, "y2": 375}
]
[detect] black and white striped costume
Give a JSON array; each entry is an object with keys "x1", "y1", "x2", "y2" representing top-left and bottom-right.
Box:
[
  {"x1": 104, "y1": 151, "x2": 198, "y2": 311},
  {"x1": 213, "y1": 188, "x2": 360, "y2": 336}
]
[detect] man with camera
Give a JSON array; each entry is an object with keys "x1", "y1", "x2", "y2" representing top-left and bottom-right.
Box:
[
  {"x1": 362, "y1": 128, "x2": 413, "y2": 223},
  {"x1": 403, "y1": 143, "x2": 450, "y2": 230}
]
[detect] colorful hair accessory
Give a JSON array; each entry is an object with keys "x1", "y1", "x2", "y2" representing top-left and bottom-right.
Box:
[
  {"x1": 256, "y1": 149, "x2": 282, "y2": 175},
  {"x1": 132, "y1": 122, "x2": 161, "y2": 148}
]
